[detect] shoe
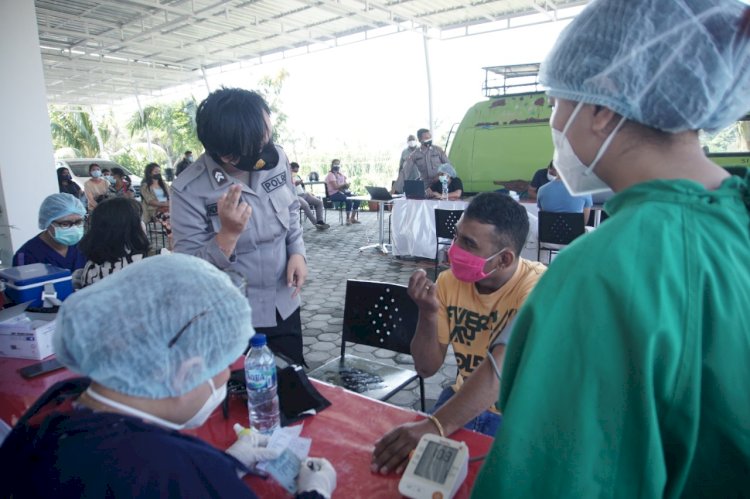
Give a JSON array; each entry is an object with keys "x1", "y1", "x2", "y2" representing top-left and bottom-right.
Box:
[
  {"x1": 350, "y1": 219, "x2": 361, "y2": 224},
  {"x1": 315, "y1": 222, "x2": 329, "y2": 230},
  {"x1": 346, "y1": 221, "x2": 352, "y2": 226}
]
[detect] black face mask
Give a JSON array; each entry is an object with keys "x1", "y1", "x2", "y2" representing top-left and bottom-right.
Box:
[
  {"x1": 331, "y1": 166, "x2": 340, "y2": 172},
  {"x1": 422, "y1": 140, "x2": 432, "y2": 147},
  {"x1": 152, "y1": 174, "x2": 162, "y2": 181},
  {"x1": 235, "y1": 142, "x2": 279, "y2": 172},
  {"x1": 61, "y1": 174, "x2": 71, "y2": 181}
]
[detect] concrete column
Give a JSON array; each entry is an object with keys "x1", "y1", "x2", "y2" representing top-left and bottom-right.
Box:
[{"x1": 0, "y1": 1, "x2": 57, "y2": 265}]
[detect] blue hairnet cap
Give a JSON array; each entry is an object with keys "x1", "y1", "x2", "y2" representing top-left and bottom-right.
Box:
[
  {"x1": 539, "y1": 0, "x2": 750, "y2": 132},
  {"x1": 38, "y1": 193, "x2": 85, "y2": 230},
  {"x1": 438, "y1": 163, "x2": 457, "y2": 178},
  {"x1": 53, "y1": 254, "x2": 254, "y2": 399}
]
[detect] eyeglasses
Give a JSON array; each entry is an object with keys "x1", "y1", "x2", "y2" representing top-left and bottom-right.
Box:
[{"x1": 52, "y1": 219, "x2": 84, "y2": 229}]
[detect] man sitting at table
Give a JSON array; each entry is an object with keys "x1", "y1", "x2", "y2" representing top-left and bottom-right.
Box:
[
  {"x1": 426, "y1": 163, "x2": 463, "y2": 200},
  {"x1": 371, "y1": 192, "x2": 546, "y2": 475},
  {"x1": 527, "y1": 160, "x2": 555, "y2": 200},
  {"x1": 0, "y1": 254, "x2": 336, "y2": 499},
  {"x1": 537, "y1": 162, "x2": 593, "y2": 225}
]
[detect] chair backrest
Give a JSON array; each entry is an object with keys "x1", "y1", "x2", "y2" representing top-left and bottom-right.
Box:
[
  {"x1": 435, "y1": 209, "x2": 463, "y2": 240},
  {"x1": 538, "y1": 211, "x2": 585, "y2": 245},
  {"x1": 341, "y1": 280, "x2": 418, "y2": 356}
]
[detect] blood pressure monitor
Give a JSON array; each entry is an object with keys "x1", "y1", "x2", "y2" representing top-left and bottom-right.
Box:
[{"x1": 398, "y1": 433, "x2": 469, "y2": 499}]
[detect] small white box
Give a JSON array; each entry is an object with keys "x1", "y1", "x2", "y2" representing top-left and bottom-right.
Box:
[{"x1": 0, "y1": 302, "x2": 57, "y2": 360}]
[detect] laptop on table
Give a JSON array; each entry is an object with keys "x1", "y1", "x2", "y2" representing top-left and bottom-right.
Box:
[
  {"x1": 365, "y1": 186, "x2": 394, "y2": 201},
  {"x1": 404, "y1": 180, "x2": 426, "y2": 200}
]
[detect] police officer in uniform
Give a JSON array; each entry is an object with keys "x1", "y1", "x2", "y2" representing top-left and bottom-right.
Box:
[
  {"x1": 171, "y1": 88, "x2": 307, "y2": 365},
  {"x1": 397, "y1": 128, "x2": 449, "y2": 191}
]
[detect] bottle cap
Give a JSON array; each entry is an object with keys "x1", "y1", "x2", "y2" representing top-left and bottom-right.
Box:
[{"x1": 250, "y1": 333, "x2": 267, "y2": 347}]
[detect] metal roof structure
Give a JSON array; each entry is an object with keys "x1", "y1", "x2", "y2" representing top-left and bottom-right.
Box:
[{"x1": 36, "y1": 0, "x2": 587, "y2": 107}]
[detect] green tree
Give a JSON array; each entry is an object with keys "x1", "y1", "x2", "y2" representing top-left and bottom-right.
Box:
[
  {"x1": 256, "y1": 69, "x2": 291, "y2": 144},
  {"x1": 126, "y1": 98, "x2": 201, "y2": 166},
  {"x1": 49, "y1": 108, "x2": 110, "y2": 158}
]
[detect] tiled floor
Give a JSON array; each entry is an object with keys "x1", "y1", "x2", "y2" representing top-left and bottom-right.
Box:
[{"x1": 299, "y1": 208, "x2": 456, "y2": 412}]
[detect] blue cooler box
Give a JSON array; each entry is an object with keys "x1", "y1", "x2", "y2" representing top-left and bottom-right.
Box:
[{"x1": 0, "y1": 264, "x2": 73, "y2": 307}]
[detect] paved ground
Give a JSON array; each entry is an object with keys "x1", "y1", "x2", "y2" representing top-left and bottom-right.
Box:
[{"x1": 298, "y1": 207, "x2": 456, "y2": 412}]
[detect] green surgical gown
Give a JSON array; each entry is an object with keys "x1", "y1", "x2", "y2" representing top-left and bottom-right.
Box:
[{"x1": 472, "y1": 177, "x2": 750, "y2": 498}]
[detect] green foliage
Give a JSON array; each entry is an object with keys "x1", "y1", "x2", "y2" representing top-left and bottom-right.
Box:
[
  {"x1": 126, "y1": 98, "x2": 202, "y2": 166},
  {"x1": 256, "y1": 69, "x2": 290, "y2": 143},
  {"x1": 49, "y1": 108, "x2": 105, "y2": 157},
  {"x1": 702, "y1": 121, "x2": 750, "y2": 153}
]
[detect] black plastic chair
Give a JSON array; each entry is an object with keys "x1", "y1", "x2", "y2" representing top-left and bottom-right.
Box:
[
  {"x1": 323, "y1": 185, "x2": 346, "y2": 225},
  {"x1": 537, "y1": 211, "x2": 585, "y2": 264},
  {"x1": 145, "y1": 219, "x2": 168, "y2": 253},
  {"x1": 434, "y1": 209, "x2": 464, "y2": 279},
  {"x1": 308, "y1": 279, "x2": 425, "y2": 411}
]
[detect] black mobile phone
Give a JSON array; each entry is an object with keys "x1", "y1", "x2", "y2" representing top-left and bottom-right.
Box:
[{"x1": 19, "y1": 358, "x2": 64, "y2": 379}]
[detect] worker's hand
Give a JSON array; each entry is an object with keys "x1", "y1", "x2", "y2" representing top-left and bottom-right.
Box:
[
  {"x1": 286, "y1": 253, "x2": 307, "y2": 298},
  {"x1": 225, "y1": 424, "x2": 281, "y2": 468},
  {"x1": 218, "y1": 184, "x2": 252, "y2": 237},
  {"x1": 371, "y1": 419, "x2": 436, "y2": 475},
  {"x1": 297, "y1": 458, "x2": 337, "y2": 499},
  {"x1": 407, "y1": 269, "x2": 439, "y2": 314}
]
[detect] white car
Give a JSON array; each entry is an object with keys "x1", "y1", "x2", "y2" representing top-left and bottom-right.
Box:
[{"x1": 55, "y1": 158, "x2": 142, "y2": 199}]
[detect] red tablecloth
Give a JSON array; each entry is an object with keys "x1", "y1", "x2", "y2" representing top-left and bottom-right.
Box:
[{"x1": 0, "y1": 357, "x2": 492, "y2": 498}]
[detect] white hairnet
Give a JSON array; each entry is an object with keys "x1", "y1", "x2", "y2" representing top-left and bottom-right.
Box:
[
  {"x1": 539, "y1": 0, "x2": 750, "y2": 132},
  {"x1": 54, "y1": 254, "x2": 254, "y2": 399},
  {"x1": 438, "y1": 163, "x2": 457, "y2": 178},
  {"x1": 38, "y1": 193, "x2": 86, "y2": 230}
]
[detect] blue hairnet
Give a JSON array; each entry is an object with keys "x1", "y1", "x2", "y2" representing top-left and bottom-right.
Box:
[
  {"x1": 438, "y1": 163, "x2": 457, "y2": 178},
  {"x1": 38, "y1": 193, "x2": 85, "y2": 230},
  {"x1": 53, "y1": 254, "x2": 254, "y2": 399},
  {"x1": 539, "y1": 0, "x2": 750, "y2": 132}
]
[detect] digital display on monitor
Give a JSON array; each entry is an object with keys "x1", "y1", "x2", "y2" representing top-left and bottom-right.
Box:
[{"x1": 414, "y1": 441, "x2": 458, "y2": 484}]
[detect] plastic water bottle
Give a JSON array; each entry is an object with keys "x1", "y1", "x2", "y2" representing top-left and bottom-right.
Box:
[
  {"x1": 244, "y1": 334, "x2": 280, "y2": 434},
  {"x1": 441, "y1": 178, "x2": 449, "y2": 200}
]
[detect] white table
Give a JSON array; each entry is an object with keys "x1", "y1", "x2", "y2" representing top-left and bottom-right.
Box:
[
  {"x1": 350, "y1": 195, "x2": 394, "y2": 254},
  {"x1": 391, "y1": 198, "x2": 539, "y2": 261}
]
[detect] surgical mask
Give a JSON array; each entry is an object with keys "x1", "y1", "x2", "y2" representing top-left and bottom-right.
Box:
[
  {"x1": 235, "y1": 141, "x2": 279, "y2": 172},
  {"x1": 551, "y1": 101, "x2": 626, "y2": 196},
  {"x1": 439, "y1": 174, "x2": 448, "y2": 183},
  {"x1": 547, "y1": 173, "x2": 557, "y2": 182},
  {"x1": 332, "y1": 165, "x2": 340, "y2": 172},
  {"x1": 408, "y1": 140, "x2": 418, "y2": 148},
  {"x1": 153, "y1": 174, "x2": 162, "y2": 181},
  {"x1": 422, "y1": 140, "x2": 432, "y2": 148},
  {"x1": 91, "y1": 170, "x2": 102, "y2": 178},
  {"x1": 105, "y1": 175, "x2": 115, "y2": 185},
  {"x1": 52, "y1": 226, "x2": 84, "y2": 246},
  {"x1": 447, "y1": 242, "x2": 504, "y2": 283},
  {"x1": 85, "y1": 378, "x2": 227, "y2": 431},
  {"x1": 188, "y1": 155, "x2": 194, "y2": 162}
]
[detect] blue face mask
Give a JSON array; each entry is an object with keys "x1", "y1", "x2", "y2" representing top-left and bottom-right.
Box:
[
  {"x1": 91, "y1": 170, "x2": 102, "y2": 178},
  {"x1": 52, "y1": 226, "x2": 84, "y2": 246}
]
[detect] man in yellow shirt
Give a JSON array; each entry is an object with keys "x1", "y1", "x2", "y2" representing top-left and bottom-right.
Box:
[{"x1": 372, "y1": 192, "x2": 545, "y2": 474}]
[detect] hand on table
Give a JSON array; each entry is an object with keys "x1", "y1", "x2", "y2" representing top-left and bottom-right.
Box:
[
  {"x1": 297, "y1": 458, "x2": 337, "y2": 499},
  {"x1": 407, "y1": 269, "x2": 439, "y2": 315},
  {"x1": 225, "y1": 424, "x2": 281, "y2": 468},
  {"x1": 371, "y1": 419, "x2": 436, "y2": 475},
  {"x1": 286, "y1": 253, "x2": 307, "y2": 298}
]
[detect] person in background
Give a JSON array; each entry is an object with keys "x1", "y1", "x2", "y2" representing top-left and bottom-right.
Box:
[
  {"x1": 324, "y1": 159, "x2": 361, "y2": 225},
  {"x1": 171, "y1": 88, "x2": 308, "y2": 366},
  {"x1": 140, "y1": 162, "x2": 172, "y2": 240},
  {"x1": 57, "y1": 166, "x2": 82, "y2": 201},
  {"x1": 372, "y1": 193, "x2": 546, "y2": 475},
  {"x1": 398, "y1": 128, "x2": 449, "y2": 191},
  {"x1": 471, "y1": 0, "x2": 750, "y2": 496},
  {"x1": 399, "y1": 135, "x2": 418, "y2": 173},
  {"x1": 13, "y1": 193, "x2": 87, "y2": 272},
  {"x1": 526, "y1": 160, "x2": 554, "y2": 200},
  {"x1": 536, "y1": 162, "x2": 592, "y2": 224},
  {"x1": 0, "y1": 254, "x2": 336, "y2": 499},
  {"x1": 109, "y1": 167, "x2": 135, "y2": 199},
  {"x1": 426, "y1": 163, "x2": 463, "y2": 200},
  {"x1": 291, "y1": 162, "x2": 329, "y2": 230},
  {"x1": 83, "y1": 162, "x2": 110, "y2": 211},
  {"x1": 77, "y1": 197, "x2": 150, "y2": 288},
  {"x1": 102, "y1": 168, "x2": 114, "y2": 186},
  {"x1": 175, "y1": 150, "x2": 194, "y2": 177}
]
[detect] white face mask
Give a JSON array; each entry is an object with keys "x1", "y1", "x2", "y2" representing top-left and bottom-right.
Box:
[
  {"x1": 408, "y1": 140, "x2": 418, "y2": 148},
  {"x1": 551, "y1": 101, "x2": 626, "y2": 196},
  {"x1": 547, "y1": 173, "x2": 557, "y2": 182},
  {"x1": 85, "y1": 378, "x2": 227, "y2": 431}
]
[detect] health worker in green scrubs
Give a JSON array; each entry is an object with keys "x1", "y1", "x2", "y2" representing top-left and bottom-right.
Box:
[{"x1": 472, "y1": 0, "x2": 750, "y2": 497}]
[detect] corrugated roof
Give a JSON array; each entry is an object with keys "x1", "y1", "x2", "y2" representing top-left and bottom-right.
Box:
[{"x1": 36, "y1": 0, "x2": 587, "y2": 107}]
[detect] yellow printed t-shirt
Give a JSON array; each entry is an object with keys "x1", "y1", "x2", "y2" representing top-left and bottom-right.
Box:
[{"x1": 436, "y1": 258, "x2": 546, "y2": 397}]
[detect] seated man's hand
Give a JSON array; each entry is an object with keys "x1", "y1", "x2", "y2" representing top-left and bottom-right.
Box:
[
  {"x1": 407, "y1": 269, "x2": 439, "y2": 314},
  {"x1": 371, "y1": 419, "x2": 436, "y2": 475}
]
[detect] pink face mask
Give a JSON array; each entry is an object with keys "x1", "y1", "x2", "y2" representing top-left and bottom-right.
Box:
[{"x1": 447, "y1": 241, "x2": 504, "y2": 283}]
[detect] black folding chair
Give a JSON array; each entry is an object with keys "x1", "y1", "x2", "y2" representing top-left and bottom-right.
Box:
[
  {"x1": 434, "y1": 209, "x2": 464, "y2": 280},
  {"x1": 308, "y1": 279, "x2": 425, "y2": 411},
  {"x1": 537, "y1": 211, "x2": 586, "y2": 264}
]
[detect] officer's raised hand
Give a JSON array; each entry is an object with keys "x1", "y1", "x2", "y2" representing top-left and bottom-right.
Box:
[{"x1": 216, "y1": 184, "x2": 252, "y2": 257}]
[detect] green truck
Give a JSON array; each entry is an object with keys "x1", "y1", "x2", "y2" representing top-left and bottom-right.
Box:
[{"x1": 448, "y1": 64, "x2": 749, "y2": 194}]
